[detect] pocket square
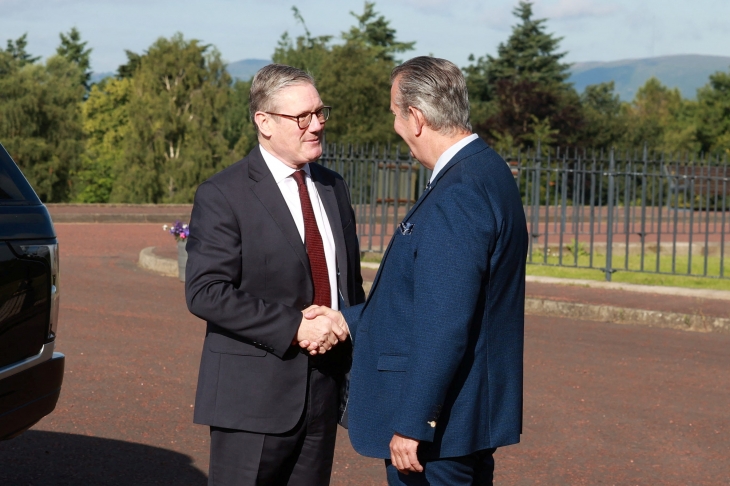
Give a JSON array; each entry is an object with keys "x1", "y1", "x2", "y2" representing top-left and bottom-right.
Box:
[{"x1": 398, "y1": 222, "x2": 415, "y2": 235}]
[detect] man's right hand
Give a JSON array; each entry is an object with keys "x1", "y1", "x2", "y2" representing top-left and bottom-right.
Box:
[{"x1": 294, "y1": 306, "x2": 348, "y2": 355}]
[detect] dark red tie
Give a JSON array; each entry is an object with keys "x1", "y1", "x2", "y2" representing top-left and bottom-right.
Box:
[{"x1": 292, "y1": 170, "x2": 331, "y2": 307}]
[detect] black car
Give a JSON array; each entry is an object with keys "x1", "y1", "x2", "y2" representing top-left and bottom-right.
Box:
[{"x1": 0, "y1": 142, "x2": 64, "y2": 440}]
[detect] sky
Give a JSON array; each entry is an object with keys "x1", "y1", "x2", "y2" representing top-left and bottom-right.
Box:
[{"x1": 0, "y1": 0, "x2": 728, "y2": 74}]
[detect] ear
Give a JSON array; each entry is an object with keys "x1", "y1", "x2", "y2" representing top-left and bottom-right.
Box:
[
  {"x1": 255, "y1": 112, "x2": 274, "y2": 138},
  {"x1": 408, "y1": 106, "x2": 426, "y2": 137}
]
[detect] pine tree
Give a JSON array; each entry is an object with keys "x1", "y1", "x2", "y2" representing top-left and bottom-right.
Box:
[
  {"x1": 4, "y1": 34, "x2": 40, "y2": 67},
  {"x1": 482, "y1": 1, "x2": 570, "y2": 88},
  {"x1": 56, "y1": 27, "x2": 93, "y2": 91},
  {"x1": 342, "y1": 2, "x2": 415, "y2": 62},
  {"x1": 465, "y1": 1, "x2": 581, "y2": 148}
]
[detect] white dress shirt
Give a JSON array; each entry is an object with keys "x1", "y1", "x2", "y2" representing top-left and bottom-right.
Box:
[
  {"x1": 259, "y1": 145, "x2": 339, "y2": 310},
  {"x1": 429, "y1": 133, "x2": 479, "y2": 184}
]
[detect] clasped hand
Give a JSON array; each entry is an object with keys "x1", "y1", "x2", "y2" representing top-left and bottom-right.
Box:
[{"x1": 294, "y1": 306, "x2": 349, "y2": 355}]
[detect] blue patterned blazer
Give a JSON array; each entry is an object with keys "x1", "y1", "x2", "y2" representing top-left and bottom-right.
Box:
[{"x1": 341, "y1": 137, "x2": 528, "y2": 459}]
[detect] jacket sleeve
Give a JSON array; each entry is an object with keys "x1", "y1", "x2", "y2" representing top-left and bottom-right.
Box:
[
  {"x1": 185, "y1": 181, "x2": 302, "y2": 358},
  {"x1": 389, "y1": 175, "x2": 497, "y2": 443}
]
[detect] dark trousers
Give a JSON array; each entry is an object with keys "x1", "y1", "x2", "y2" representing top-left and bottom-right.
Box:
[
  {"x1": 208, "y1": 367, "x2": 339, "y2": 486},
  {"x1": 385, "y1": 448, "x2": 496, "y2": 486}
]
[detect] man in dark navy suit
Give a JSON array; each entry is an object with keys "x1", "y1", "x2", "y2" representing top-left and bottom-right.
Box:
[
  {"x1": 307, "y1": 56, "x2": 528, "y2": 485},
  {"x1": 185, "y1": 64, "x2": 364, "y2": 485}
]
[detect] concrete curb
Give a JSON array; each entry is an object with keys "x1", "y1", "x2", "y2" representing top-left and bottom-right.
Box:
[
  {"x1": 526, "y1": 275, "x2": 730, "y2": 301},
  {"x1": 138, "y1": 247, "x2": 178, "y2": 277},
  {"x1": 53, "y1": 213, "x2": 191, "y2": 223},
  {"x1": 525, "y1": 298, "x2": 730, "y2": 334}
]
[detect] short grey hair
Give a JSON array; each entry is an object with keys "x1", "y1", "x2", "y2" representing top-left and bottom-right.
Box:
[
  {"x1": 391, "y1": 56, "x2": 471, "y2": 135},
  {"x1": 249, "y1": 64, "x2": 315, "y2": 132}
]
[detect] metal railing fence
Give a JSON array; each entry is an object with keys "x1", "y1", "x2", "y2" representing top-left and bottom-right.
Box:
[{"x1": 320, "y1": 143, "x2": 730, "y2": 281}]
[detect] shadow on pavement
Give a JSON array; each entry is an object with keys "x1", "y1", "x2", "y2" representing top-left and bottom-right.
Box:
[{"x1": 0, "y1": 430, "x2": 207, "y2": 485}]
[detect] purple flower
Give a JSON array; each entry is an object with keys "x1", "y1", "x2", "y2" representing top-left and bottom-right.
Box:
[{"x1": 168, "y1": 220, "x2": 190, "y2": 241}]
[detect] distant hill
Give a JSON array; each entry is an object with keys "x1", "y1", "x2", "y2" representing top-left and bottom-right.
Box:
[
  {"x1": 227, "y1": 59, "x2": 271, "y2": 81},
  {"x1": 91, "y1": 71, "x2": 114, "y2": 84},
  {"x1": 569, "y1": 54, "x2": 730, "y2": 101}
]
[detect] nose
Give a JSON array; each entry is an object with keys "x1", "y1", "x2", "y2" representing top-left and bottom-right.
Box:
[{"x1": 308, "y1": 114, "x2": 324, "y2": 132}]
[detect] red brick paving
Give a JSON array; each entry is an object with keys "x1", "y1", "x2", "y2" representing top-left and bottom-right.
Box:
[{"x1": 1, "y1": 223, "x2": 728, "y2": 484}]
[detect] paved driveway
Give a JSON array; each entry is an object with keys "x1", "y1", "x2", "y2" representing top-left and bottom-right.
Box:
[{"x1": 1, "y1": 224, "x2": 728, "y2": 485}]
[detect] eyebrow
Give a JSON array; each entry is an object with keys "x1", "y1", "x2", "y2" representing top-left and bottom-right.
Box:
[{"x1": 295, "y1": 105, "x2": 326, "y2": 117}]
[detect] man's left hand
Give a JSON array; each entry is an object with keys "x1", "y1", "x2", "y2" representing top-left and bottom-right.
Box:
[{"x1": 390, "y1": 433, "x2": 422, "y2": 474}]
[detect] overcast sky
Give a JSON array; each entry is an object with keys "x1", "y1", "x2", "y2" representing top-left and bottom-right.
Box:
[{"x1": 1, "y1": 0, "x2": 728, "y2": 74}]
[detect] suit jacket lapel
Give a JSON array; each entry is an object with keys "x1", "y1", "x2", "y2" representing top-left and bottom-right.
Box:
[
  {"x1": 366, "y1": 174, "x2": 431, "y2": 300},
  {"x1": 368, "y1": 138, "x2": 489, "y2": 300},
  {"x1": 248, "y1": 148, "x2": 311, "y2": 276},
  {"x1": 310, "y1": 164, "x2": 350, "y2": 307}
]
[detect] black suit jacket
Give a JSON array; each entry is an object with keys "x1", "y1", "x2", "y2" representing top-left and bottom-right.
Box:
[{"x1": 185, "y1": 146, "x2": 365, "y2": 433}]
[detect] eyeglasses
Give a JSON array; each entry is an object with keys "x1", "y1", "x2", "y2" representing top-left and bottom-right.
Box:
[{"x1": 265, "y1": 106, "x2": 331, "y2": 129}]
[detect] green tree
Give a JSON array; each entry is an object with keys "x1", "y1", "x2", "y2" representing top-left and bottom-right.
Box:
[
  {"x1": 475, "y1": 1, "x2": 570, "y2": 89},
  {"x1": 272, "y1": 7, "x2": 333, "y2": 81},
  {"x1": 0, "y1": 53, "x2": 85, "y2": 202},
  {"x1": 117, "y1": 50, "x2": 142, "y2": 79},
  {"x1": 695, "y1": 68, "x2": 730, "y2": 155},
  {"x1": 622, "y1": 77, "x2": 699, "y2": 154},
  {"x1": 111, "y1": 34, "x2": 240, "y2": 203},
  {"x1": 79, "y1": 34, "x2": 255, "y2": 203},
  {"x1": 225, "y1": 79, "x2": 257, "y2": 157},
  {"x1": 4, "y1": 33, "x2": 40, "y2": 67},
  {"x1": 274, "y1": 3, "x2": 414, "y2": 145},
  {"x1": 342, "y1": 2, "x2": 415, "y2": 62},
  {"x1": 465, "y1": 1, "x2": 582, "y2": 148},
  {"x1": 579, "y1": 82, "x2": 625, "y2": 149},
  {"x1": 74, "y1": 77, "x2": 131, "y2": 202},
  {"x1": 56, "y1": 27, "x2": 93, "y2": 91}
]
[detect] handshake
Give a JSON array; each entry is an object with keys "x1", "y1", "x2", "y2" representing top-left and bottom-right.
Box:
[{"x1": 294, "y1": 306, "x2": 349, "y2": 355}]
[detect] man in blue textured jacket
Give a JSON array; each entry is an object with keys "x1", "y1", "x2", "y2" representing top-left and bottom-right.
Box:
[{"x1": 305, "y1": 56, "x2": 528, "y2": 485}]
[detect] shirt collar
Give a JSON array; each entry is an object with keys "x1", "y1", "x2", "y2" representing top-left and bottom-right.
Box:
[
  {"x1": 429, "y1": 133, "x2": 479, "y2": 183},
  {"x1": 259, "y1": 144, "x2": 311, "y2": 184}
]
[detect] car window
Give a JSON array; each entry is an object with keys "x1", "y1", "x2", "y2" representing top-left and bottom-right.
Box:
[{"x1": 0, "y1": 144, "x2": 39, "y2": 204}]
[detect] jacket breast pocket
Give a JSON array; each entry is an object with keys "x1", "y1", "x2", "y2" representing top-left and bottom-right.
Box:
[
  {"x1": 377, "y1": 354, "x2": 409, "y2": 372},
  {"x1": 207, "y1": 333, "x2": 267, "y2": 357}
]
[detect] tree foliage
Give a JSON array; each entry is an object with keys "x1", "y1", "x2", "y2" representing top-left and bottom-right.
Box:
[
  {"x1": 0, "y1": 45, "x2": 84, "y2": 202},
  {"x1": 57, "y1": 27, "x2": 92, "y2": 92},
  {"x1": 4, "y1": 34, "x2": 40, "y2": 67},
  {"x1": 695, "y1": 69, "x2": 730, "y2": 155},
  {"x1": 579, "y1": 82, "x2": 625, "y2": 149},
  {"x1": 620, "y1": 77, "x2": 699, "y2": 154},
  {"x1": 80, "y1": 34, "x2": 248, "y2": 203},
  {"x1": 273, "y1": 2, "x2": 414, "y2": 145},
  {"x1": 465, "y1": 1, "x2": 581, "y2": 148},
  {"x1": 0, "y1": 8, "x2": 728, "y2": 204}
]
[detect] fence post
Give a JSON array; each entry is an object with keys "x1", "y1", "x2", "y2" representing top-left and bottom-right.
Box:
[
  {"x1": 639, "y1": 143, "x2": 648, "y2": 271},
  {"x1": 604, "y1": 148, "x2": 616, "y2": 281},
  {"x1": 530, "y1": 140, "x2": 542, "y2": 255}
]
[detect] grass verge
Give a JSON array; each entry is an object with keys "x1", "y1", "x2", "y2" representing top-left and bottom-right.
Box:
[{"x1": 362, "y1": 251, "x2": 730, "y2": 291}]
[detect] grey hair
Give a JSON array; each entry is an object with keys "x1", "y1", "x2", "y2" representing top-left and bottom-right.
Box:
[
  {"x1": 391, "y1": 56, "x2": 471, "y2": 135},
  {"x1": 249, "y1": 64, "x2": 315, "y2": 132}
]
